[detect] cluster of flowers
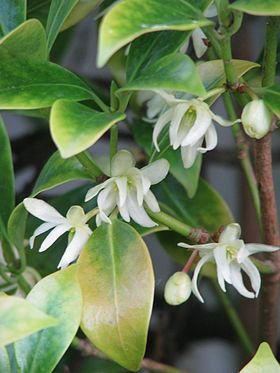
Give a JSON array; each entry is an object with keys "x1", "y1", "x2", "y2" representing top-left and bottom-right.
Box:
[{"x1": 23, "y1": 0, "x2": 275, "y2": 302}]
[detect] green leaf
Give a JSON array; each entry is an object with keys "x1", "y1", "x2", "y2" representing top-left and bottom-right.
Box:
[
  {"x1": 119, "y1": 53, "x2": 206, "y2": 97},
  {"x1": 0, "y1": 294, "x2": 58, "y2": 347},
  {"x1": 0, "y1": 19, "x2": 47, "y2": 61},
  {"x1": 46, "y1": 0, "x2": 79, "y2": 51},
  {"x1": 0, "y1": 347, "x2": 11, "y2": 373},
  {"x1": 156, "y1": 176, "x2": 234, "y2": 232},
  {"x1": 230, "y1": 0, "x2": 280, "y2": 16},
  {"x1": 15, "y1": 265, "x2": 82, "y2": 373},
  {"x1": 198, "y1": 59, "x2": 260, "y2": 91},
  {"x1": 240, "y1": 342, "x2": 280, "y2": 373},
  {"x1": 0, "y1": 0, "x2": 26, "y2": 35},
  {"x1": 0, "y1": 116, "x2": 15, "y2": 225},
  {"x1": 50, "y1": 100, "x2": 125, "y2": 158},
  {"x1": 27, "y1": 0, "x2": 51, "y2": 27},
  {"x1": 262, "y1": 84, "x2": 280, "y2": 118},
  {"x1": 8, "y1": 151, "x2": 92, "y2": 249},
  {"x1": 97, "y1": 0, "x2": 212, "y2": 67},
  {"x1": 62, "y1": 0, "x2": 104, "y2": 31},
  {"x1": 78, "y1": 220, "x2": 154, "y2": 371}
]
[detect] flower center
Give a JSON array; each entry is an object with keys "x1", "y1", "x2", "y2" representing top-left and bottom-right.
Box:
[
  {"x1": 226, "y1": 245, "x2": 238, "y2": 262},
  {"x1": 183, "y1": 107, "x2": 196, "y2": 129}
]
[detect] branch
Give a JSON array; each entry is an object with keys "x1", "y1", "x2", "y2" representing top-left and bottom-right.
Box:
[{"x1": 72, "y1": 338, "x2": 190, "y2": 373}]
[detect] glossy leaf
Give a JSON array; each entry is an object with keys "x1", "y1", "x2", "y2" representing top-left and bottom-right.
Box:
[
  {"x1": 0, "y1": 116, "x2": 15, "y2": 225},
  {"x1": 97, "y1": 0, "x2": 212, "y2": 67},
  {"x1": 119, "y1": 54, "x2": 206, "y2": 97},
  {"x1": 0, "y1": 347, "x2": 11, "y2": 373},
  {"x1": 0, "y1": 0, "x2": 26, "y2": 35},
  {"x1": 0, "y1": 294, "x2": 57, "y2": 347},
  {"x1": 51, "y1": 100, "x2": 125, "y2": 158},
  {"x1": 262, "y1": 84, "x2": 280, "y2": 118},
  {"x1": 78, "y1": 220, "x2": 154, "y2": 371},
  {"x1": 126, "y1": 31, "x2": 190, "y2": 82},
  {"x1": 46, "y1": 0, "x2": 79, "y2": 51},
  {"x1": 240, "y1": 342, "x2": 280, "y2": 373},
  {"x1": 0, "y1": 19, "x2": 47, "y2": 61},
  {"x1": 198, "y1": 59, "x2": 259, "y2": 91},
  {"x1": 27, "y1": 0, "x2": 51, "y2": 27},
  {"x1": 230, "y1": 0, "x2": 280, "y2": 16},
  {"x1": 62, "y1": 0, "x2": 104, "y2": 31},
  {"x1": 15, "y1": 265, "x2": 82, "y2": 373}
]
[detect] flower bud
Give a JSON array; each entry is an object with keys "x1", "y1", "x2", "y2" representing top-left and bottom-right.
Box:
[
  {"x1": 164, "y1": 272, "x2": 192, "y2": 306},
  {"x1": 241, "y1": 99, "x2": 272, "y2": 139}
]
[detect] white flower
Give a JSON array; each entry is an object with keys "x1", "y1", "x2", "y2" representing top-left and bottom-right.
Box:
[
  {"x1": 164, "y1": 272, "x2": 192, "y2": 306},
  {"x1": 178, "y1": 223, "x2": 279, "y2": 302},
  {"x1": 180, "y1": 2, "x2": 217, "y2": 58},
  {"x1": 24, "y1": 198, "x2": 92, "y2": 269},
  {"x1": 152, "y1": 91, "x2": 237, "y2": 168},
  {"x1": 241, "y1": 99, "x2": 272, "y2": 139},
  {"x1": 85, "y1": 150, "x2": 169, "y2": 227}
]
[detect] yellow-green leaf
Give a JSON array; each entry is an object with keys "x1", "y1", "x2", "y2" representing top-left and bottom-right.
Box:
[
  {"x1": 240, "y1": 342, "x2": 280, "y2": 373},
  {"x1": 78, "y1": 220, "x2": 154, "y2": 371},
  {"x1": 230, "y1": 0, "x2": 280, "y2": 16}
]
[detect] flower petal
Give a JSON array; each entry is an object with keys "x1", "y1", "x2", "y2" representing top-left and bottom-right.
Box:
[
  {"x1": 197, "y1": 124, "x2": 217, "y2": 153},
  {"x1": 180, "y1": 141, "x2": 201, "y2": 169},
  {"x1": 181, "y1": 105, "x2": 212, "y2": 147},
  {"x1": 144, "y1": 190, "x2": 160, "y2": 212},
  {"x1": 211, "y1": 111, "x2": 241, "y2": 127},
  {"x1": 169, "y1": 103, "x2": 190, "y2": 147},
  {"x1": 84, "y1": 182, "x2": 107, "y2": 202},
  {"x1": 141, "y1": 159, "x2": 170, "y2": 185},
  {"x1": 39, "y1": 224, "x2": 70, "y2": 252},
  {"x1": 24, "y1": 198, "x2": 65, "y2": 224},
  {"x1": 204, "y1": 2, "x2": 217, "y2": 17},
  {"x1": 219, "y1": 223, "x2": 241, "y2": 243},
  {"x1": 146, "y1": 93, "x2": 167, "y2": 119},
  {"x1": 115, "y1": 176, "x2": 127, "y2": 207},
  {"x1": 230, "y1": 262, "x2": 255, "y2": 298},
  {"x1": 66, "y1": 205, "x2": 87, "y2": 225},
  {"x1": 111, "y1": 150, "x2": 136, "y2": 176},
  {"x1": 238, "y1": 243, "x2": 280, "y2": 263},
  {"x1": 192, "y1": 28, "x2": 208, "y2": 58},
  {"x1": 57, "y1": 228, "x2": 91, "y2": 269},
  {"x1": 97, "y1": 185, "x2": 116, "y2": 216},
  {"x1": 192, "y1": 253, "x2": 213, "y2": 303},
  {"x1": 29, "y1": 222, "x2": 57, "y2": 249},
  {"x1": 118, "y1": 203, "x2": 130, "y2": 222},
  {"x1": 178, "y1": 242, "x2": 217, "y2": 251},
  {"x1": 241, "y1": 258, "x2": 261, "y2": 296},
  {"x1": 152, "y1": 108, "x2": 173, "y2": 151},
  {"x1": 213, "y1": 246, "x2": 231, "y2": 285},
  {"x1": 126, "y1": 192, "x2": 157, "y2": 227}
]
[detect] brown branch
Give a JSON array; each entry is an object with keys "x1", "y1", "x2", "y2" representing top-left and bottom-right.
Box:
[
  {"x1": 73, "y1": 338, "x2": 190, "y2": 373},
  {"x1": 255, "y1": 134, "x2": 280, "y2": 351}
]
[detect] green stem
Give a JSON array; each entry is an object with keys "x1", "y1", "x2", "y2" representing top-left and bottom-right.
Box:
[
  {"x1": 110, "y1": 125, "x2": 118, "y2": 161},
  {"x1": 17, "y1": 274, "x2": 31, "y2": 295},
  {"x1": 262, "y1": 17, "x2": 280, "y2": 87},
  {"x1": 76, "y1": 151, "x2": 103, "y2": 179},
  {"x1": 213, "y1": 280, "x2": 254, "y2": 356},
  {"x1": 89, "y1": 92, "x2": 109, "y2": 113}
]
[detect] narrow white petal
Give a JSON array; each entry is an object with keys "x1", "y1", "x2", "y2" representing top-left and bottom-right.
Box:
[
  {"x1": 213, "y1": 246, "x2": 231, "y2": 285},
  {"x1": 192, "y1": 253, "x2": 213, "y2": 303},
  {"x1": 111, "y1": 150, "x2": 136, "y2": 176},
  {"x1": 141, "y1": 159, "x2": 170, "y2": 185},
  {"x1": 154, "y1": 90, "x2": 182, "y2": 104},
  {"x1": 178, "y1": 242, "x2": 217, "y2": 251},
  {"x1": 141, "y1": 175, "x2": 151, "y2": 194},
  {"x1": 85, "y1": 182, "x2": 106, "y2": 202},
  {"x1": 97, "y1": 186, "x2": 116, "y2": 216},
  {"x1": 115, "y1": 176, "x2": 127, "y2": 207},
  {"x1": 97, "y1": 210, "x2": 112, "y2": 225},
  {"x1": 146, "y1": 93, "x2": 167, "y2": 119},
  {"x1": 144, "y1": 190, "x2": 160, "y2": 212},
  {"x1": 192, "y1": 28, "x2": 208, "y2": 58},
  {"x1": 152, "y1": 109, "x2": 173, "y2": 151},
  {"x1": 204, "y1": 2, "x2": 217, "y2": 17},
  {"x1": 239, "y1": 244, "x2": 280, "y2": 263},
  {"x1": 127, "y1": 192, "x2": 157, "y2": 227},
  {"x1": 118, "y1": 203, "x2": 130, "y2": 222},
  {"x1": 180, "y1": 142, "x2": 200, "y2": 169},
  {"x1": 24, "y1": 198, "x2": 65, "y2": 224},
  {"x1": 219, "y1": 223, "x2": 241, "y2": 243},
  {"x1": 197, "y1": 124, "x2": 218, "y2": 153},
  {"x1": 181, "y1": 106, "x2": 212, "y2": 147},
  {"x1": 39, "y1": 224, "x2": 70, "y2": 252},
  {"x1": 230, "y1": 262, "x2": 255, "y2": 298},
  {"x1": 211, "y1": 111, "x2": 241, "y2": 127},
  {"x1": 29, "y1": 222, "x2": 56, "y2": 249},
  {"x1": 169, "y1": 103, "x2": 190, "y2": 147},
  {"x1": 241, "y1": 258, "x2": 261, "y2": 296},
  {"x1": 57, "y1": 228, "x2": 91, "y2": 269}
]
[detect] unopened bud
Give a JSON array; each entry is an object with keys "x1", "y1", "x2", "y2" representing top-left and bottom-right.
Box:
[
  {"x1": 241, "y1": 99, "x2": 272, "y2": 139},
  {"x1": 164, "y1": 272, "x2": 192, "y2": 306}
]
